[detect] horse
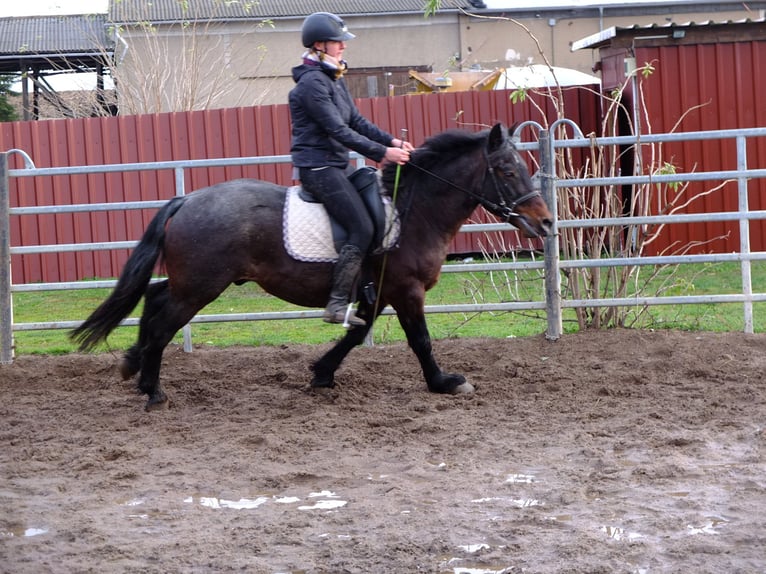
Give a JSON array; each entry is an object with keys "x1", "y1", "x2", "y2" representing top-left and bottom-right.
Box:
[{"x1": 70, "y1": 123, "x2": 553, "y2": 411}]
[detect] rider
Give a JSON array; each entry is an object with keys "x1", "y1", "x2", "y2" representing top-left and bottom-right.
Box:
[{"x1": 288, "y1": 11, "x2": 413, "y2": 326}]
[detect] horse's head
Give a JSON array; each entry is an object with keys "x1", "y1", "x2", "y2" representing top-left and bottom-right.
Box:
[{"x1": 484, "y1": 123, "x2": 552, "y2": 238}]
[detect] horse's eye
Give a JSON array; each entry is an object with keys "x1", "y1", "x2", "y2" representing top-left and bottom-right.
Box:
[{"x1": 503, "y1": 169, "x2": 516, "y2": 178}]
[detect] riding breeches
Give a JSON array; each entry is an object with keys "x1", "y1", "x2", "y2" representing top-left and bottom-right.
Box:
[{"x1": 298, "y1": 166, "x2": 374, "y2": 253}]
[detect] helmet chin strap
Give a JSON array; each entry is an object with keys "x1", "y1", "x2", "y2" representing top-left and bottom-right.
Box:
[{"x1": 309, "y1": 46, "x2": 347, "y2": 77}]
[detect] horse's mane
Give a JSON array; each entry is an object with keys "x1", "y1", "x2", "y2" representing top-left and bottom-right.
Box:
[{"x1": 380, "y1": 129, "x2": 486, "y2": 196}]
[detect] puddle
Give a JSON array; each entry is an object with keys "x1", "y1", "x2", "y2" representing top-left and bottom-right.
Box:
[
  {"x1": 0, "y1": 527, "x2": 48, "y2": 537},
  {"x1": 274, "y1": 496, "x2": 301, "y2": 504},
  {"x1": 458, "y1": 543, "x2": 490, "y2": 553},
  {"x1": 687, "y1": 516, "x2": 729, "y2": 535},
  {"x1": 505, "y1": 473, "x2": 535, "y2": 484},
  {"x1": 447, "y1": 568, "x2": 513, "y2": 574},
  {"x1": 164, "y1": 490, "x2": 349, "y2": 512},
  {"x1": 298, "y1": 500, "x2": 347, "y2": 511},
  {"x1": 545, "y1": 514, "x2": 573, "y2": 522},
  {"x1": 298, "y1": 490, "x2": 347, "y2": 510},
  {"x1": 308, "y1": 490, "x2": 340, "y2": 499},
  {"x1": 198, "y1": 497, "x2": 269, "y2": 510},
  {"x1": 318, "y1": 532, "x2": 352, "y2": 540},
  {"x1": 440, "y1": 543, "x2": 514, "y2": 573},
  {"x1": 600, "y1": 525, "x2": 644, "y2": 541},
  {"x1": 511, "y1": 498, "x2": 543, "y2": 508},
  {"x1": 471, "y1": 496, "x2": 543, "y2": 508},
  {"x1": 441, "y1": 559, "x2": 514, "y2": 574}
]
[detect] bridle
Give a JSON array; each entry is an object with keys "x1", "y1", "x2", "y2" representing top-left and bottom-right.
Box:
[
  {"x1": 404, "y1": 146, "x2": 541, "y2": 222},
  {"x1": 376, "y1": 136, "x2": 543, "y2": 318},
  {"x1": 482, "y1": 147, "x2": 542, "y2": 220}
]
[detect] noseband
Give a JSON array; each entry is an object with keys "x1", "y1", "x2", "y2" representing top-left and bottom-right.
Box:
[{"x1": 406, "y1": 147, "x2": 541, "y2": 222}]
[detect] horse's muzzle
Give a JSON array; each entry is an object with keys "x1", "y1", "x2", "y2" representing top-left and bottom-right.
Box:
[{"x1": 510, "y1": 213, "x2": 551, "y2": 238}]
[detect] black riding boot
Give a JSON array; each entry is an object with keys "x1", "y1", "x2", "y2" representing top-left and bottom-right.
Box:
[{"x1": 324, "y1": 245, "x2": 366, "y2": 326}]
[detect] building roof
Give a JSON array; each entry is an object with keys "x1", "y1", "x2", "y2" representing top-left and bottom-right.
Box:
[
  {"x1": 0, "y1": 14, "x2": 112, "y2": 73},
  {"x1": 0, "y1": 14, "x2": 110, "y2": 56},
  {"x1": 571, "y1": 17, "x2": 766, "y2": 51},
  {"x1": 108, "y1": 0, "x2": 485, "y2": 23},
  {"x1": 484, "y1": 0, "x2": 762, "y2": 8}
]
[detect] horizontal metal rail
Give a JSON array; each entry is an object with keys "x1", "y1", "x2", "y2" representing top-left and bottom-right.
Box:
[{"x1": 3, "y1": 125, "x2": 766, "y2": 364}]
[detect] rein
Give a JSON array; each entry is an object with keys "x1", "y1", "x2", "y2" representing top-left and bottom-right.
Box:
[
  {"x1": 370, "y1": 137, "x2": 541, "y2": 325},
  {"x1": 404, "y1": 148, "x2": 541, "y2": 221}
]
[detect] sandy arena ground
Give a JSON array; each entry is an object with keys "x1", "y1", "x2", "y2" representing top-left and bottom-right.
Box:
[{"x1": 1, "y1": 329, "x2": 765, "y2": 573}]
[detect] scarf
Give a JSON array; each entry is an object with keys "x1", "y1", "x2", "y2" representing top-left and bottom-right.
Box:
[{"x1": 302, "y1": 49, "x2": 348, "y2": 79}]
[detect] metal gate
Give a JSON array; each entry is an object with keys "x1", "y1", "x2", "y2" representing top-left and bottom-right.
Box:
[{"x1": 3, "y1": 123, "x2": 766, "y2": 364}]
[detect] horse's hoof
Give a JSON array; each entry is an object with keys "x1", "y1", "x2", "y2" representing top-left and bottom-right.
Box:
[
  {"x1": 428, "y1": 372, "x2": 473, "y2": 394},
  {"x1": 311, "y1": 386, "x2": 336, "y2": 398},
  {"x1": 450, "y1": 381, "x2": 475, "y2": 395},
  {"x1": 144, "y1": 394, "x2": 170, "y2": 412},
  {"x1": 119, "y1": 359, "x2": 138, "y2": 381},
  {"x1": 310, "y1": 376, "x2": 335, "y2": 390}
]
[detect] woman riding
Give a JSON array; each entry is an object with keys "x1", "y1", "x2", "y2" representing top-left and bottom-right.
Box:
[{"x1": 288, "y1": 11, "x2": 413, "y2": 326}]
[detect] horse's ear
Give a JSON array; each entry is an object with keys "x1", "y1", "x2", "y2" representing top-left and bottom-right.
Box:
[{"x1": 488, "y1": 123, "x2": 507, "y2": 153}]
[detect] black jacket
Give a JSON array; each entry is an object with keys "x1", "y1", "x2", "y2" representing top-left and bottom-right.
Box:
[{"x1": 289, "y1": 62, "x2": 394, "y2": 168}]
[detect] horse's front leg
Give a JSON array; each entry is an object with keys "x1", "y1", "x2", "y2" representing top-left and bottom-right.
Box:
[
  {"x1": 397, "y1": 305, "x2": 475, "y2": 395},
  {"x1": 310, "y1": 296, "x2": 381, "y2": 389},
  {"x1": 310, "y1": 320, "x2": 371, "y2": 389}
]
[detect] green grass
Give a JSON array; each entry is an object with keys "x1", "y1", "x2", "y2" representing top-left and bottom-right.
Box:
[
  {"x1": 625, "y1": 260, "x2": 766, "y2": 331},
  {"x1": 8, "y1": 259, "x2": 765, "y2": 355}
]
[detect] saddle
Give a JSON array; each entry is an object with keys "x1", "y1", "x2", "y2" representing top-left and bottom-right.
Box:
[{"x1": 283, "y1": 166, "x2": 400, "y2": 263}]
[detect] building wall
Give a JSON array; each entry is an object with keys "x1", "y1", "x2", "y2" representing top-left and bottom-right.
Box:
[
  {"x1": 458, "y1": 7, "x2": 760, "y2": 80},
  {"x1": 112, "y1": 5, "x2": 764, "y2": 113},
  {"x1": 114, "y1": 13, "x2": 464, "y2": 113}
]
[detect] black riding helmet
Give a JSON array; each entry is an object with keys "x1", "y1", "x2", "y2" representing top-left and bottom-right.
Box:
[{"x1": 301, "y1": 12, "x2": 355, "y2": 48}]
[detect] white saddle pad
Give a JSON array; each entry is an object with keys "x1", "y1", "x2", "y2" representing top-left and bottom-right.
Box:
[{"x1": 283, "y1": 186, "x2": 400, "y2": 263}]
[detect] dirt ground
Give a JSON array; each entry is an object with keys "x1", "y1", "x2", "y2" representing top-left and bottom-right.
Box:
[{"x1": 1, "y1": 328, "x2": 765, "y2": 574}]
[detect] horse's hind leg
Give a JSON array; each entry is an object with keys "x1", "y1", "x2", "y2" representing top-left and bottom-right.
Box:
[
  {"x1": 119, "y1": 280, "x2": 168, "y2": 381},
  {"x1": 133, "y1": 286, "x2": 206, "y2": 411}
]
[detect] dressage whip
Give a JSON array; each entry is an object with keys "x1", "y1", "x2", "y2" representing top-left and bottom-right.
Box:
[{"x1": 371, "y1": 128, "x2": 407, "y2": 325}]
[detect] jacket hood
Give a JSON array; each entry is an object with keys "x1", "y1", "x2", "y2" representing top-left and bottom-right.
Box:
[{"x1": 292, "y1": 62, "x2": 332, "y2": 83}]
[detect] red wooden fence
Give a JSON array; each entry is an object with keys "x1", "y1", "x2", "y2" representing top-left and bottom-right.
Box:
[
  {"x1": 594, "y1": 36, "x2": 766, "y2": 256},
  {"x1": 1, "y1": 88, "x2": 601, "y2": 284},
  {"x1": 635, "y1": 41, "x2": 766, "y2": 255}
]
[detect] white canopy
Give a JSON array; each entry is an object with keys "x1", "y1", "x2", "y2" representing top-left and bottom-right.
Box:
[{"x1": 496, "y1": 65, "x2": 601, "y2": 89}]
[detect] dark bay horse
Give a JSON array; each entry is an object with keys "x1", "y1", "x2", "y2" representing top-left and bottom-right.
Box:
[{"x1": 71, "y1": 123, "x2": 552, "y2": 410}]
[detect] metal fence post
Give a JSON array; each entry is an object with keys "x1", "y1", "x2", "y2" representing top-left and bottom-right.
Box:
[
  {"x1": 540, "y1": 129, "x2": 562, "y2": 340},
  {"x1": 736, "y1": 135, "x2": 754, "y2": 334},
  {"x1": 174, "y1": 166, "x2": 194, "y2": 352},
  {"x1": 0, "y1": 152, "x2": 14, "y2": 363}
]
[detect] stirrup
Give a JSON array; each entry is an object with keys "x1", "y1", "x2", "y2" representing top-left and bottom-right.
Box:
[{"x1": 323, "y1": 304, "x2": 366, "y2": 327}]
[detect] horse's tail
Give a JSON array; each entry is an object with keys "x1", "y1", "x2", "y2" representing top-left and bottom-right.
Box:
[{"x1": 70, "y1": 196, "x2": 187, "y2": 351}]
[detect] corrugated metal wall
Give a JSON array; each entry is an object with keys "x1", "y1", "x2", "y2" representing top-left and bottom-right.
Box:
[
  {"x1": 604, "y1": 39, "x2": 766, "y2": 255},
  {"x1": 1, "y1": 88, "x2": 601, "y2": 284}
]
